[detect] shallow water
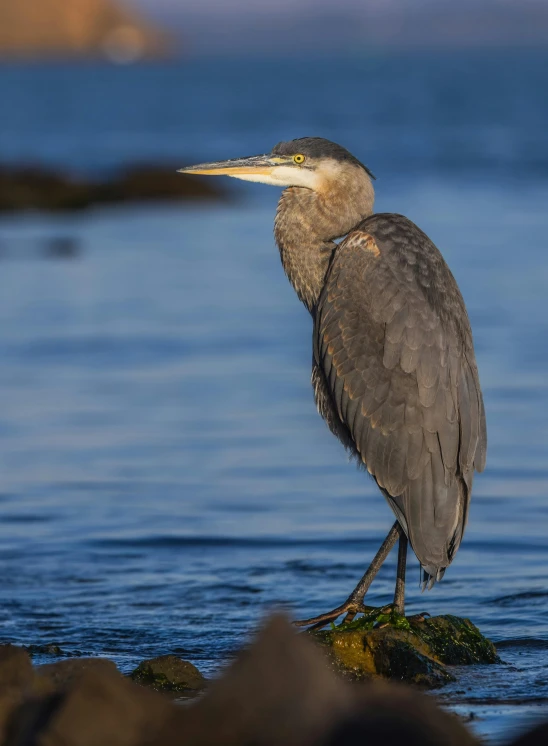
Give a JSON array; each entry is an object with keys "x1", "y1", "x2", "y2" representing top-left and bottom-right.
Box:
[{"x1": 1, "y1": 54, "x2": 548, "y2": 742}]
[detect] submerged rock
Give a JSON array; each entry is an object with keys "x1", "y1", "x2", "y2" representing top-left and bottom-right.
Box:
[
  {"x1": 44, "y1": 238, "x2": 81, "y2": 259},
  {"x1": 310, "y1": 611, "x2": 499, "y2": 689},
  {"x1": 130, "y1": 654, "x2": 206, "y2": 694},
  {"x1": 25, "y1": 643, "x2": 65, "y2": 657}
]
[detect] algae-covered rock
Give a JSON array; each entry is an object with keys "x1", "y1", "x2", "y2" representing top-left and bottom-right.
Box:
[
  {"x1": 131, "y1": 654, "x2": 206, "y2": 694},
  {"x1": 310, "y1": 612, "x2": 498, "y2": 689},
  {"x1": 409, "y1": 614, "x2": 499, "y2": 665}
]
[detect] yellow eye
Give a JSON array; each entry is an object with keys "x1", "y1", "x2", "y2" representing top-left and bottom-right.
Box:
[{"x1": 293, "y1": 154, "x2": 305, "y2": 164}]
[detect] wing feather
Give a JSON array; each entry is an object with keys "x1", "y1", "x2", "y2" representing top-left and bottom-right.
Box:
[{"x1": 313, "y1": 213, "x2": 487, "y2": 579}]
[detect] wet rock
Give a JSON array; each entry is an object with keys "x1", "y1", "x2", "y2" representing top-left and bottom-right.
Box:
[
  {"x1": 0, "y1": 163, "x2": 227, "y2": 213},
  {"x1": 313, "y1": 623, "x2": 451, "y2": 688},
  {"x1": 410, "y1": 614, "x2": 500, "y2": 665},
  {"x1": 130, "y1": 654, "x2": 206, "y2": 694},
  {"x1": 311, "y1": 612, "x2": 498, "y2": 689},
  {"x1": 36, "y1": 657, "x2": 120, "y2": 690},
  {"x1": 510, "y1": 721, "x2": 548, "y2": 746},
  {"x1": 25, "y1": 643, "x2": 65, "y2": 657},
  {"x1": 5, "y1": 694, "x2": 64, "y2": 746}
]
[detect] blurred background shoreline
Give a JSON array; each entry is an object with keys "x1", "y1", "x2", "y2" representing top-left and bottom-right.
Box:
[{"x1": 4, "y1": 0, "x2": 548, "y2": 61}]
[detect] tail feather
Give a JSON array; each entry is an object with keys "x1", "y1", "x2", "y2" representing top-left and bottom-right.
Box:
[
  {"x1": 380, "y1": 453, "x2": 472, "y2": 587},
  {"x1": 421, "y1": 566, "x2": 446, "y2": 592}
]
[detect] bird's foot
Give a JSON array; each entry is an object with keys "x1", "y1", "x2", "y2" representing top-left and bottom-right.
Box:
[
  {"x1": 293, "y1": 601, "x2": 389, "y2": 631},
  {"x1": 294, "y1": 605, "x2": 430, "y2": 632}
]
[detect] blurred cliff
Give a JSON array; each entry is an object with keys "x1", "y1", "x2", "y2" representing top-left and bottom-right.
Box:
[{"x1": 0, "y1": 0, "x2": 173, "y2": 62}]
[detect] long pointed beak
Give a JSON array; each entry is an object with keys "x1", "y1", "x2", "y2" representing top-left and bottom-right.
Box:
[{"x1": 178, "y1": 154, "x2": 281, "y2": 178}]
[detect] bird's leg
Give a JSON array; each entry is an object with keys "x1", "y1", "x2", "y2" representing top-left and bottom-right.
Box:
[
  {"x1": 393, "y1": 532, "x2": 408, "y2": 616},
  {"x1": 293, "y1": 521, "x2": 402, "y2": 630}
]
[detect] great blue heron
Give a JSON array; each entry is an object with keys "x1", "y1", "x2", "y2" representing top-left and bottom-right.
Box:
[{"x1": 179, "y1": 137, "x2": 487, "y2": 627}]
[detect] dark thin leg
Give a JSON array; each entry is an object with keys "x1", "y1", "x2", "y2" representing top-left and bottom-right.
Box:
[
  {"x1": 293, "y1": 521, "x2": 402, "y2": 629},
  {"x1": 393, "y1": 533, "x2": 408, "y2": 615}
]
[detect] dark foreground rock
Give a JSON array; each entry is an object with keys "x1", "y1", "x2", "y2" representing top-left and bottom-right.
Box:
[
  {"x1": 130, "y1": 654, "x2": 206, "y2": 694},
  {"x1": 311, "y1": 611, "x2": 499, "y2": 689},
  {"x1": 36, "y1": 657, "x2": 120, "y2": 690},
  {"x1": 0, "y1": 618, "x2": 542, "y2": 746},
  {"x1": 156, "y1": 616, "x2": 478, "y2": 746},
  {"x1": 0, "y1": 164, "x2": 227, "y2": 213},
  {"x1": 0, "y1": 645, "x2": 34, "y2": 692}
]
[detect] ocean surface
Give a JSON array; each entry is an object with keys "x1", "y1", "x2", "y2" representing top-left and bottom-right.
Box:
[{"x1": 1, "y1": 52, "x2": 548, "y2": 742}]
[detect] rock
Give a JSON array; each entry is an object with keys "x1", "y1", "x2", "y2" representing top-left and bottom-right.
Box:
[
  {"x1": 0, "y1": 645, "x2": 34, "y2": 691},
  {"x1": 25, "y1": 643, "x2": 65, "y2": 657},
  {"x1": 324, "y1": 683, "x2": 479, "y2": 746},
  {"x1": 409, "y1": 614, "x2": 499, "y2": 665},
  {"x1": 0, "y1": 646, "x2": 36, "y2": 743},
  {"x1": 310, "y1": 612, "x2": 499, "y2": 689},
  {"x1": 0, "y1": 167, "x2": 93, "y2": 212},
  {"x1": 7, "y1": 670, "x2": 171, "y2": 746},
  {"x1": 130, "y1": 655, "x2": 206, "y2": 694},
  {"x1": 36, "y1": 658, "x2": 120, "y2": 690},
  {"x1": 0, "y1": 164, "x2": 227, "y2": 213},
  {"x1": 99, "y1": 165, "x2": 229, "y2": 204}
]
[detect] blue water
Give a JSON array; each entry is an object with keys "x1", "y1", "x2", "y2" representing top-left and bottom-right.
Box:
[{"x1": 1, "y1": 53, "x2": 548, "y2": 742}]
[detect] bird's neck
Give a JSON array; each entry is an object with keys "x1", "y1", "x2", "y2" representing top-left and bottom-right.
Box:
[{"x1": 274, "y1": 180, "x2": 374, "y2": 312}]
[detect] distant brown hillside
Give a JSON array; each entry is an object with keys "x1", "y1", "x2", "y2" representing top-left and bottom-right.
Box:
[{"x1": 0, "y1": 0, "x2": 171, "y2": 61}]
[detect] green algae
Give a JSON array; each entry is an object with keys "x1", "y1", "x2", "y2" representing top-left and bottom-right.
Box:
[
  {"x1": 330, "y1": 607, "x2": 412, "y2": 632},
  {"x1": 409, "y1": 614, "x2": 500, "y2": 665}
]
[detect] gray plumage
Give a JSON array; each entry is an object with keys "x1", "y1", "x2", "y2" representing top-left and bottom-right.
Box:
[
  {"x1": 179, "y1": 136, "x2": 487, "y2": 597},
  {"x1": 273, "y1": 138, "x2": 486, "y2": 588}
]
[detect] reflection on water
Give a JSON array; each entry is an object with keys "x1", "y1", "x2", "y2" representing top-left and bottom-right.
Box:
[{"x1": 0, "y1": 53, "x2": 548, "y2": 742}]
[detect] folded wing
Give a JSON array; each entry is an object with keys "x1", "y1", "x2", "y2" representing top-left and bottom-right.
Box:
[{"x1": 315, "y1": 213, "x2": 486, "y2": 584}]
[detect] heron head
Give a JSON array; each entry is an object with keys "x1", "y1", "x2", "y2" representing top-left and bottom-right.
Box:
[{"x1": 178, "y1": 137, "x2": 375, "y2": 191}]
